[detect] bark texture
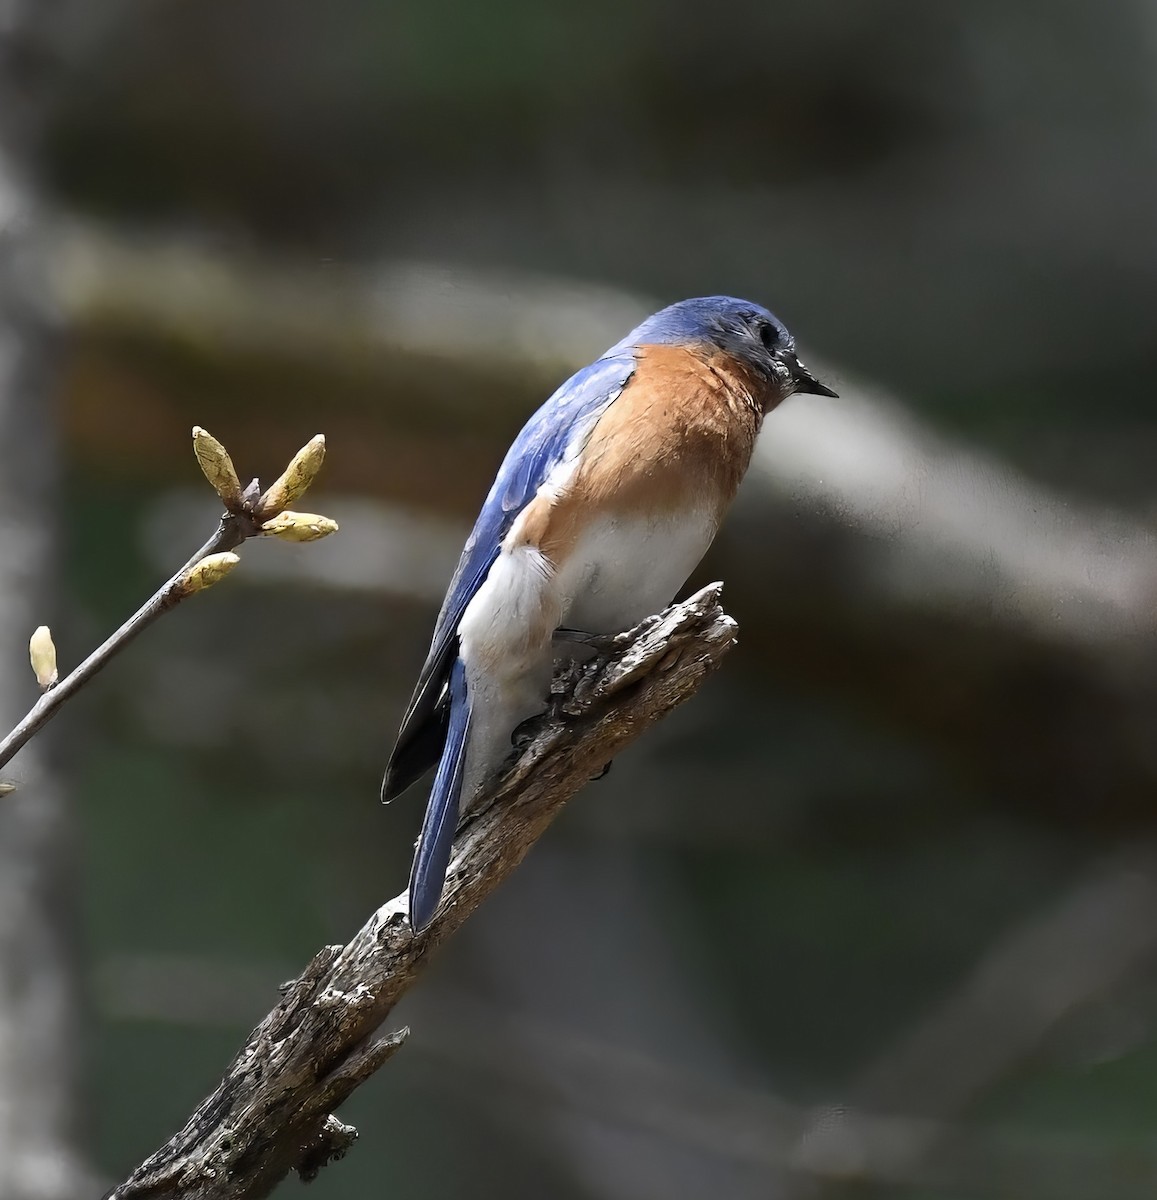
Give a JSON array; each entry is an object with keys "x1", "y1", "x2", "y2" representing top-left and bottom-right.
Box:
[{"x1": 109, "y1": 585, "x2": 737, "y2": 1200}]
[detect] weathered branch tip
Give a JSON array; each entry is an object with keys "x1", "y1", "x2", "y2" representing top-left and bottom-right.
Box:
[{"x1": 108, "y1": 584, "x2": 737, "y2": 1200}]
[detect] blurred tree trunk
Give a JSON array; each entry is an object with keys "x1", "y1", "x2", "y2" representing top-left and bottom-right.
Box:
[{"x1": 0, "y1": 2, "x2": 89, "y2": 1196}]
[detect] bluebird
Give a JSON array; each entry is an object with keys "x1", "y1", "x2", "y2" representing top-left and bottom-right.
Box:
[{"x1": 383, "y1": 296, "x2": 835, "y2": 930}]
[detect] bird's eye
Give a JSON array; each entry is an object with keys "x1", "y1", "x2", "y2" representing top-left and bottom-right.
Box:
[{"x1": 758, "y1": 322, "x2": 781, "y2": 351}]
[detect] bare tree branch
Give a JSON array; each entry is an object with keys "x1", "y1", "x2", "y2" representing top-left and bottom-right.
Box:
[
  {"x1": 0, "y1": 519, "x2": 240, "y2": 772},
  {"x1": 105, "y1": 585, "x2": 736, "y2": 1199},
  {"x1": 0, "y1": 430, "x2": 337, "y2": 774}
]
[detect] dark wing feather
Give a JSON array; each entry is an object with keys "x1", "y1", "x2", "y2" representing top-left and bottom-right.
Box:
[
  {"x1": 381, "y1": 351, "x2": 638, "y2": 801},
  {"x1": 407, "y1": 658, "x2": 470, "y2": 930}
]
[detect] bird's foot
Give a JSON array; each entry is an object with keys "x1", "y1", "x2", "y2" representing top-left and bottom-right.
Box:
[{"x1": 590, "y1": 760, "x2": 613, "y2": 782}]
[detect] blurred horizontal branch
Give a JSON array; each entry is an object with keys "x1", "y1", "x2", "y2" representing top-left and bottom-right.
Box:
[
  {"x1": 109, "y1": 585, "x2": 736, "y2": 1199},
  {"x1": 51, "y1": 220, "x2": 649, "y2": 401},
  {"x1": 51, "y1": 220, "x2": 1157, "y2": 824},
  {"x1": 50, "y1": 218, "x2": 1157, "y2": 638}
]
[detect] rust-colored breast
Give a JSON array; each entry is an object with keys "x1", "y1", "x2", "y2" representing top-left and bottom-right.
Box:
[{"x1": 509, "y1": 343, "x2": 766, "y2": 565}]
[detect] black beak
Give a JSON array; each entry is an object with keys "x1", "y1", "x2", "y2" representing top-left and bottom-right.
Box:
[{"x1": 789, "y1": 356, "x2": 838, "y2": 398}]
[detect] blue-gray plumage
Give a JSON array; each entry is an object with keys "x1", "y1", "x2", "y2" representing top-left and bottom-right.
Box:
[{"x1": 383, "y1": 296, "x2": 835, "y2": 931}]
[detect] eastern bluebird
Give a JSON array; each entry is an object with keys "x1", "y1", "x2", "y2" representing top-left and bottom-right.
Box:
[{"x1": 383, "y1": 295, "x2": 835, "y2": 931}]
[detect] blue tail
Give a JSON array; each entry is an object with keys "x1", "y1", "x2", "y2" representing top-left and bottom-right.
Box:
[{"x1": 408, "y1": 659, "x2": 470, "y2": 932}]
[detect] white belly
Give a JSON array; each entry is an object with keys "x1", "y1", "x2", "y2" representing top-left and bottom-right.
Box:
[
  {"x1": 556, "y1": 509, "x2": 719, "y2": 634},
  {"x1": 454, "y1": 507, "x2": 718, "y2": 805}
]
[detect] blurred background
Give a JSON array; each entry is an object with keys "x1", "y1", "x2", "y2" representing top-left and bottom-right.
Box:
[{"x1": 3, "y1": 1, "x2": 1157, "y2": 1197}]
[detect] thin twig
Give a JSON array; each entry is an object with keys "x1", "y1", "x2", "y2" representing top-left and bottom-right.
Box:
[
  {"x1": 107, "y1": 584, "x2": 738, "y2": 1200},
  {"x1": 0, "y1": 515, "x2": 248, "y2": 772},
  {"x1": 0, "y1": 428, "x2": 335, "y2": 776}
]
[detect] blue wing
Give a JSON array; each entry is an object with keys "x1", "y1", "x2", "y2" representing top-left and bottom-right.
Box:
[
  {"x1": 407, "y1": 657, "x2": 470, "y2": 930},
  {"x1": 381, "y1": 350, "x2": 638, "y2": 802}
]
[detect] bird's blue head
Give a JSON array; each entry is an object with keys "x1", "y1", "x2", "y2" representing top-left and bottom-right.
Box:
[{"x1": 611, "y1": 295, "x2": 836, "y2": 399}]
